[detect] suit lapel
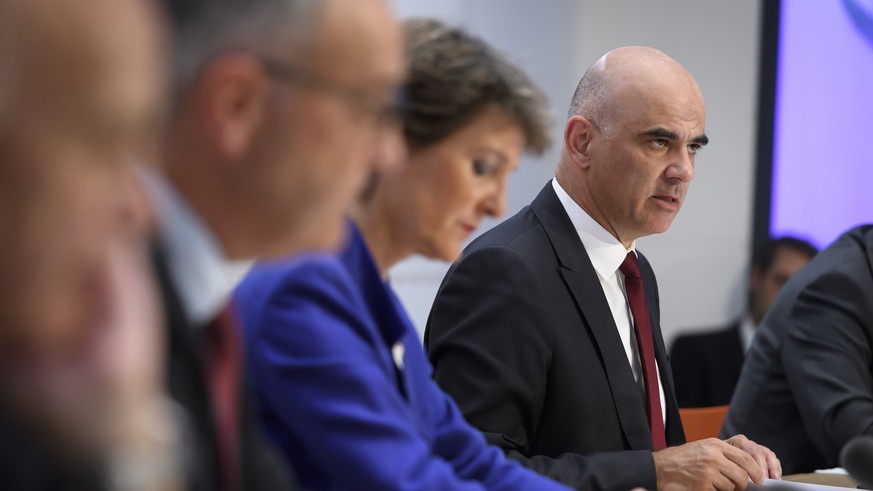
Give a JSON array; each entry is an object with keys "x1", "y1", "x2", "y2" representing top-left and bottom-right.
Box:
[
  {"x1": 151, "y1": 245, "x2": 223, "y2": 489},
  {"x1": 531, "y1": 183, "x2": 654, "y2": 450}
]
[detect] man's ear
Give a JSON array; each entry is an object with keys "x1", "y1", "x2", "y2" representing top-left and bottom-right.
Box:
[
  {"x1": 564, "y1": 115, "x2": 596, "y2": 169},
  {"x1": 198, "y1": 53, "x2": 267, "y2": 161}
]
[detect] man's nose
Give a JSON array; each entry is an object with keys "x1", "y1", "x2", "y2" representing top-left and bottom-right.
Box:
[{"x1": 666, "y1": 148, "x2": 694, "y2": 182}]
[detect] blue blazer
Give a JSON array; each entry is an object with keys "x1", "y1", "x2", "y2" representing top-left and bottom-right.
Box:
[{"x1": 234, "y1": 225, "x2": 570, "y2": 491}]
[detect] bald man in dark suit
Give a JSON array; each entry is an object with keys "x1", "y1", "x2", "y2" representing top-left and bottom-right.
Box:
[{"x1": 426, "y1": 46, "x2": 780, "y2": 491}]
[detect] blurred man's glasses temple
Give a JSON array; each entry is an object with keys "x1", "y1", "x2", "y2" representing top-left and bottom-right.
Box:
[{"x1": 259, "y1": 57, "x2": 405, "y2": 126}]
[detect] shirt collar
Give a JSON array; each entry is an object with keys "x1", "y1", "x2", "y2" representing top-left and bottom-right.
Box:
[
  {"x1": 138, "y1": 166, "x2": 252, "y2": 327},
  {"x1": 739, "y1": 314, "x2": 757, "y2": 352},
  {"x1": 551, "y1": 178, "x2": 635, "y2": 280}
]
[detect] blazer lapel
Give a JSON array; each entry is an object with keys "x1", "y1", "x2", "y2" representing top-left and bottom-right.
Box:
[{"x1": 531, "y1": 183, "x2": 653, "y2": 450}]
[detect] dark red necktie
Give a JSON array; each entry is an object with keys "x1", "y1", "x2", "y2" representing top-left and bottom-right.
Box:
[
  {"x1": 620, "y1": 252, "x2": 667, "y2": 450},
  {"x1": 205, "y1": 305, "x2": 242, "y2": 491}
]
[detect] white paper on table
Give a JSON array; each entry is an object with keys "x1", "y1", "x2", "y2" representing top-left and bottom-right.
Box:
[
  {"x1": 814, "y1": 468, "x2": 849, "y2": 475},
  {"x1": 746, "y1": 478, "x2": 852, "y2": 490}
]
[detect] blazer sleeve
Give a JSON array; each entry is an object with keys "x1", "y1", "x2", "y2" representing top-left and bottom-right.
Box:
[
  {"x1": 248, "y1": 259, "x2": 569, "y2": 491},
  {"x1": 427, "y1": 246, "x2": 656, "y2": 491},
  {"x1": 782, "y1": 269, "x2": 873, "y2": 459},
  {"x1": 426, "y1": 378, "x2": 573, "y2": 491}
]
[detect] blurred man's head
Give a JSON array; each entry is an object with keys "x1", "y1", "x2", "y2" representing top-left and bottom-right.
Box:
[
  {"x1": 0, "y1": 0, "x2": 166, "y2": 360},
  {"x1": 161, "y1": 0, "x2": 405, "y2": 258},
  {"x1": 749, "y1": 237, "x2": 818, "y2": 325}
]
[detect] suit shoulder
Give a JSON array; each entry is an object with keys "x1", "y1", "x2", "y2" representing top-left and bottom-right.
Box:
[
  {"x1": 465, "y1": 205, "x2": 544, "y2": 250},
  {"x1": 239, "y1": 255, "x2": 354, "y2": 304},
  {"x1": 236, "y1": 255, "x2": 364, "y2": 343}
]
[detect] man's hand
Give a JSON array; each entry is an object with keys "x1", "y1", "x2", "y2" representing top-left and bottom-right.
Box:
[
  {"x1": 653, "y1": 438, "x2": 765, "y2": 491},
  {"x1": 725, "y1": 434, "x2": 782, "y2": 480}
]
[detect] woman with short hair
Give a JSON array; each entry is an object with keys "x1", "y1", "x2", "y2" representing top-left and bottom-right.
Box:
[{"x1": 235, "y1": 19, "x2": 566, "y2": 490}]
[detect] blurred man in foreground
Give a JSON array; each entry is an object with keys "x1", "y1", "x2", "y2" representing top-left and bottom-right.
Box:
[
  {"x1": 0, "y1": 0, "x2": 176, "y2": 488},
  {"x1": 150, "y1": 0, "x2": 405, "y2": 488}
]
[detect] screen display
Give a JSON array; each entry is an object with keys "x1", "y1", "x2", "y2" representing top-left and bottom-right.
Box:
[{"x1": 770, "y1": 0, "x2": 873, "y2": 248}]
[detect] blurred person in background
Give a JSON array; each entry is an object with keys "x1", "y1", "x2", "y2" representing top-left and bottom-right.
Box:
[
  {"x1": 723, "y1": 225, "x2": 873, "y2": 474},
  {"x1": 670, "y1": 236, "x2": 817, "y2": 408},
  {"x1": 233, "y1": 19, "x2": 575, "y2": 490},
  {"x1": 0, "y1": 0, "x2": 178, "y2": 489},
  {"x1": 151, "y1": 0, "x2": 404, "y2": 489}
]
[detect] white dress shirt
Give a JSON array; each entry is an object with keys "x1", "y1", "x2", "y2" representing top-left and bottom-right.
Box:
[
  {"x1": 139, "y1": 167, "x2": 253, "y2": 328},
  {"x1": 739, "y1": 314, "x2": 757, "y2": 353},
  {"x1": 552, "y1": 178, "x2": 667, "y2": 424}
]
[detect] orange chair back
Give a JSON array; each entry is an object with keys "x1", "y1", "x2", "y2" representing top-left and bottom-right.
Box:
[{"x1": 679, "y1": 405, "x2": 729, "y2": 442}]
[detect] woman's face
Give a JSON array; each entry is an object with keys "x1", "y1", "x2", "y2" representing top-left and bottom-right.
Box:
[{"x1": 385, "y1": 106, "x2": 526, "y2": 262}]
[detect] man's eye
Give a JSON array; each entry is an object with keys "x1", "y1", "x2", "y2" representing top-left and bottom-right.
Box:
[
  {"x1": 472, "y1": 160, "x2": 495, "y2": 176},
  {"x1": 652, "y1": 139, "x2": 668, "y2": 148},
  {"x1": 688, "y1": 144, "x2": 702, "y2": 154}
]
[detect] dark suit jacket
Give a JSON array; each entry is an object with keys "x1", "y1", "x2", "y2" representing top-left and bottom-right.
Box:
[
  {"x1": 425, "y1": 183, "x2": 685, "y2": 491},
  {"x1": 152, "y1": 248, "x2": 295, "y2": 491},
  {"x1": 722, "y1": 225, "x2": 873, "y2": 474},
  {"x1": 670, "y1": 322, "x2": 745, "y2": 407},
  {"x1": 0, "y1": 405, "x2": 104, "y2": 490}
]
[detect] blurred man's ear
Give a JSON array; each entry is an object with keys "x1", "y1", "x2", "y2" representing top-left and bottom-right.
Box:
[
  {"x1": 199, "y1": 53, "x2": 267, "y2": 161},
  {"x1": 564, "y1": 115, "x2": 596, "y2": 170}
]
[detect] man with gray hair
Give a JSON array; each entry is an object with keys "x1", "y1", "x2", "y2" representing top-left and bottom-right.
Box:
[
  {"x1": 151, "y1": 0, "x2": 405, "y2": 489},
  {"x1": 427, "y1": 46, "x2": 781, "y2": 491}
]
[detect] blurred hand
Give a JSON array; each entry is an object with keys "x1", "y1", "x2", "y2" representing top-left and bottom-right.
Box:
[
  {"x1": 653, "y1": 438, "x2": 765, "y2": 491},
  {"x1": 724, "y1": 434, "x2": 782, "y2": 480}
]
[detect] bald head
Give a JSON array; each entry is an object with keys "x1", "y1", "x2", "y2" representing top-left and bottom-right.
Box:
[
  {"x1": 558, "y1": 46, "x2": 707, "y2": 246},
  {"x1": 568, "y1": 46, "x2": 704, "y2": 136}
]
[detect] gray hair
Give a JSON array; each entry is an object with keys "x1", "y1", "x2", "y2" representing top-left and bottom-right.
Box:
[
  {"x1": 567, "y1": 62, "x2": 615, "y2": 137},
  {"x1": 164, "y1": 0, "x2": 321, "y2": 95}
]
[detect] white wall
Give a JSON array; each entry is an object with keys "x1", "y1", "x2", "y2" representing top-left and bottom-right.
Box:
[{"x1": 388, "y1": 0, "x2": 763, "y2": 349}]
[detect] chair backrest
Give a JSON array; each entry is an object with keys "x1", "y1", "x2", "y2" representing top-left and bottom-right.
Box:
[{"x1": 679, "y1": 405, "x2": 730, "y2": 442}]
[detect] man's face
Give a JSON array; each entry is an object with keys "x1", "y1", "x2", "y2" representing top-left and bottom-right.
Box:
[
  {"x1": 751, "y1": 247, "x2": 813, "y2": 325},
  {"x1": 0, "y1": 0, "x2": 165, "y2": 359},
  {"x1": 585, "y1": 77, "x2": 707, "y2": 245},
  {"x1": 251, "y1": 0, "x2": 405, "y2": 255}
]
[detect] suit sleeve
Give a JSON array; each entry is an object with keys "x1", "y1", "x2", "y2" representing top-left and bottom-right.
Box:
[
  {"x1": 427, "y1": 246, "x2": 656, "y2": 491},
  {"x1": 248, "y1": 259, "x2": 569, "y2": 491},
  {"x1": 782, "y1": 270, "x2": 873, "y2": 459}
]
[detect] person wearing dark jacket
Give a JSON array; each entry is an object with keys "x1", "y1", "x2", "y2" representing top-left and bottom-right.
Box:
[
  {"x1": 670, "y1": 237, "x2": 817, "y2": 408},
  {"x1": 724, "y1": 225, "x2": 873, "y2": 474}
]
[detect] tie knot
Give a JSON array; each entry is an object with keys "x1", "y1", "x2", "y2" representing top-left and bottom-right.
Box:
[{"x1": 619, "y1": 251, "x2": 641, "y2": 280}]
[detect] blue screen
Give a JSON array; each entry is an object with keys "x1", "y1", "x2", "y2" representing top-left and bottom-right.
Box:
[{"x1": 770, "y1": 0, "x2": 873, "y2": 248}]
